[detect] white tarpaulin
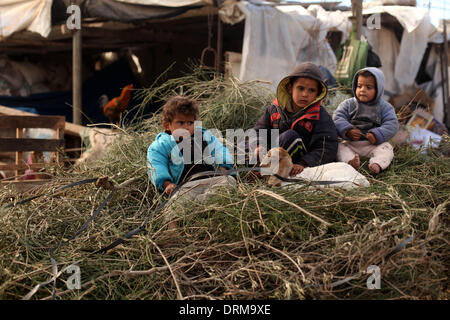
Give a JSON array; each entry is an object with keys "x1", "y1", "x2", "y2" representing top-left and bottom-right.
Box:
[
  {"x1": 364, "y1": 27, "x2": 401, "y2": 97},
  {"x1": 0, "y1": 0, "x2": 52, "y2": 38},
  {"x1": 226, "y1": 2, "x2": 442, "y2": 104},
  {"x1": 113, "y1": 0, "x2": 210, "y2": 6},
  {"x1": 363, "y1": 6, "x2": 437, "y2": 94},
  {"x1": 237, "y1": 2, "x2": 351, "y2": 91},
  {"x1": 363, "y1": 5, "x2": 427, "y2": 33},
  {"x1": 362, "y1": 6, "x2": 445, "y2": 121},
  {"x1": 0, "y1": 0, "x2": 209, "y2": 39}
]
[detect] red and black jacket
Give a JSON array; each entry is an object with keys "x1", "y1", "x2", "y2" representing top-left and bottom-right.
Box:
[{"x1": 253, "y1": 99, "x2": 338, "y2": 167}]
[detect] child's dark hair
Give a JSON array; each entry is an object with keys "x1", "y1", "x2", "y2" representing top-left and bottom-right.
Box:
[
  {"x1": 356, "y1": 70, "x2": 377, "y2": 96},
  {"x1": 357, "y1": 70, "x2": 375, "y2": 79},
  {"x1": 288, "y1": 76, "x2": 322, "y2": 95},
  {"x1": 161, "y1": 96, "x2": 199, "y2": 125}
]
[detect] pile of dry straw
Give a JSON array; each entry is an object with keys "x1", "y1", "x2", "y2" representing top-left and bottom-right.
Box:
[{"x1": 0, "y1": 69, "x2": 448, "y2": 300}]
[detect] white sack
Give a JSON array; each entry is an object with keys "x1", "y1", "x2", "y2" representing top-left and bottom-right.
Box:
[
  {"x1": 219, "y1": 0, "x2": 245, "y2": 25},
  {"x1": 281, "y1": 162, "x2": 370, "y2": 190},
  {"x1": 10, "y1": 61, "x2": 46, "y2": 86},
  {"x1": 407, "y1": 127, "x2": 442, "y2": 153},
  {"x1": 76, "y1": 128, "x2": 119, "y2": 164},
  {"x1": 0, "y1": 58, "x2": 29, "y2": 96}
]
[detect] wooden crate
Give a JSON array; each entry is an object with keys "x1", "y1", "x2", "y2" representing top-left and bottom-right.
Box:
[{"x1": 0, "y1": 115, "x2": 65, "y2": 187}]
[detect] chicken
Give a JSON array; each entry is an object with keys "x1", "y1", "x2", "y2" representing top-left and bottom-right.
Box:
[{"x1": 100, "y1": 84, "x2": 134, "y2": 126}]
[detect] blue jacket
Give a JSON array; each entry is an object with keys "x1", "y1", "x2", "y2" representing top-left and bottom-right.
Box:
[
  {"x1": 147, "y1": 127, "x2": 233, "y2": 191},
  {"x1": 333, "y1": 67, "x2": 399, "y2": 144}
]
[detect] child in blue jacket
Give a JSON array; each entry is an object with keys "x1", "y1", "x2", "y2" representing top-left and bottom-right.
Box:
[
  {"x1": 147, "y1": 95, "x2": 234, "y2": 194},
  {"x1": 147, "y1": 96, "x2": 235, "y2": 229},
  {"x1": 333, "y1": 68, "x2": 399, "y2": 173}
]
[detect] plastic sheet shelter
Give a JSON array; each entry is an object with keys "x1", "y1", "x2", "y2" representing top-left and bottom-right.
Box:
[
  {"x1": 219, "y1": 1, "x2": 447, "y2": 123},
  {"x1": 0, "y1": 0, "x2": 211, "y2": 39}
]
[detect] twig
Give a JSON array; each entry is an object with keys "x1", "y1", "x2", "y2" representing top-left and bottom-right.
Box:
[
  {"x1": 249, "y1": 239, "x2": 306, "y2": 282},
  {"x1": 253, "y1": 193, "x2": 269, "y2": 233},
  {"x1": 148, "y1": 238, "x2": 183, "y2": 300},
  {"x1": 41, "y1": 264, "x2": 191, "y2": 300},
  {"x1": 255, "y1": 189, "x2": 330, "y2": 226}
]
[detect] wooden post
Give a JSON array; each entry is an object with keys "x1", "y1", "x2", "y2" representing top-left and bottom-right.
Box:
[
  {"x1": 352, "y1": 0, "x2": 363, "y2": 40},
  {"x1": 73, "y1": 27, "x2": 82, "y2": 125},
  {"x1": 216, "y1": 13, "x2": 223, "y2": 73},
  {"x1": 15, "y1": 127, "x2": 23, "y2": 180},
  {"x1": 443, "y1": 21, "x2": 450, "y2": 129}
]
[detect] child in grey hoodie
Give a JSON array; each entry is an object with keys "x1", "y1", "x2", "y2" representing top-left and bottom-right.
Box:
[{"x1": 333, "y1": 67, "x2": 399, "y2": 174}]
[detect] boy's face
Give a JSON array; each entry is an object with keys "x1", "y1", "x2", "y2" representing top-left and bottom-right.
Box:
[
  {"x1": 356, "y1": 75, "x2": 376, "y2": 103},
  {"x1": 288, "y1": 77, "x2": 320, "y2": 111},
  {"x1": 164, "y1": 113, "x2": 195, "y2": 136}
]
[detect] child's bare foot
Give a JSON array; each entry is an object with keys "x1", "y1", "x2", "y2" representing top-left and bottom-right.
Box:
[
  {"x1": 369, "y1": 163, "x2": 381, "y2": 174},
  {"x1": 348, "y1": 154, "x2": 360, "y2": 170}
]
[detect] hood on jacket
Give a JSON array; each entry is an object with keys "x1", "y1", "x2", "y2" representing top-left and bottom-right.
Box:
[
  {"x1": 352, "y1": 67, "x2": 385, "y2": 105},
  {"x1": 276, "y1": 62, "x2": 328, "y2": 111}
]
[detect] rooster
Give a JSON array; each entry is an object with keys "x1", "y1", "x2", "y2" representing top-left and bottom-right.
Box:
[{"x1": 99, "y1": 84, "x2": 134, "y2": 127}]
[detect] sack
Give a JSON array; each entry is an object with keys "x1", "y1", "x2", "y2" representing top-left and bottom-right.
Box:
[
  {"x1": 334, "y1": 38, "x2": 369, "y2": 88},
  {"x1": 367, "y1": 45, "x2": 382, "y2": 68}
]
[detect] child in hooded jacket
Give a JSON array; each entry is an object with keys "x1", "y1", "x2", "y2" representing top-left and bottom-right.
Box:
[
  {"x1": 147, "y1": 96, "x2": 235, "y2": 229},
  {"x1": 147, "y1": 96, "x2": 234, "y2": 193},
  {"x1": 251, "y1": 62, "x2": 338, "y2": 176},
  {"x1": 333, "y1": 68, "x2": 399, "y2": 173}
]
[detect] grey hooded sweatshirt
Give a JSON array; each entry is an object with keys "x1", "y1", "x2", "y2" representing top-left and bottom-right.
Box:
[{"x1": 333, "y1": 67, "x2": 399, "y2": 144}]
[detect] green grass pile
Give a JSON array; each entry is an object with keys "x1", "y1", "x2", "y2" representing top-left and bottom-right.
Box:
[{"x1": 0, "y1": 70, "x2": 448, "y2": 300}]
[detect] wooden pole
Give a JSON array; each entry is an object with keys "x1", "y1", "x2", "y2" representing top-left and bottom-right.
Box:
[
  {"x1": 72, "y1": 27, "x2": 82, "y2": 125},
  {"x1": 216, "y1": 14, "x2": 223, "y2": 73},
  {"x1": 443, "y1": 21, "x2": 450, "y2": 129},
  {"x1": 352, "y1": 0, "x2": 363, "y2": 40},
  {"x1": 15, "y1": 127, "x2": 23, "y2": 180}
]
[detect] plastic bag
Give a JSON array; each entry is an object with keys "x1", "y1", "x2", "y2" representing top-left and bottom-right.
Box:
[{"x1": 335, "y1": 32, "x2": 369, "y2": 88}]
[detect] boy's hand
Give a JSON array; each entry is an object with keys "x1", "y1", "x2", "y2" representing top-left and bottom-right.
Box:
[
  {"x1": 366, "y1": 132, "x2": 377, "y2": 145},
  {"x1": 290, "y1": 164, "x2": 304, "y2": 176},
  {"x1": 346, "y1": 128, "x2": 362, "y2": 141},
  {"x1": 164, "y1": 182, "x2": 177, "y2": 195}
]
